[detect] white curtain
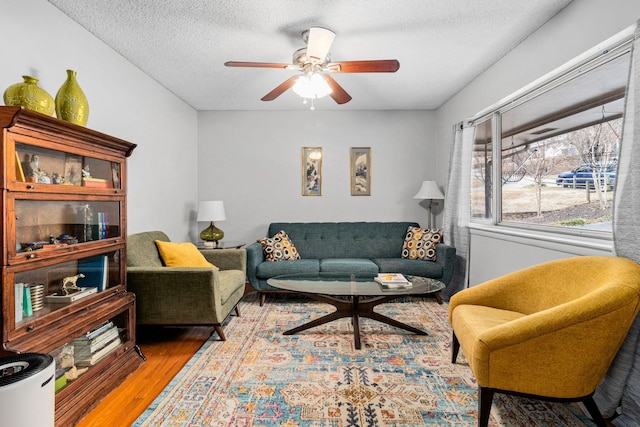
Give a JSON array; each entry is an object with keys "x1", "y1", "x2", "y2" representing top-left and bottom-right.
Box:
[
  {"x1": 594, "y1": 20, "x2": 640, "y2": 426},
  {"x1": 441, "y1": 123, "x2": 473, "y2": 300},
  {"x1": 613, "y1": 28, "x2": 640, "y2": 261}
]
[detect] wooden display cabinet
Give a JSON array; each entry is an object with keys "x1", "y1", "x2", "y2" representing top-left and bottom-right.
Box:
[{"x1": 0, "y1": 106, "x2": 143, "y2": 426}]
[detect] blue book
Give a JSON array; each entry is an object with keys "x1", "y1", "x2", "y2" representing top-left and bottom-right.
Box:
[{"x1": 77, "y1": 255, "x2": 108, "y2": 291}]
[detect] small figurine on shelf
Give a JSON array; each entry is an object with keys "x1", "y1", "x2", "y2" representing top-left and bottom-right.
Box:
[
  {"x1": 26, "y1": 154, "x2": 52, "y2": 183},
  {"x1": 57, "y1": 234, "x2": 78, "y2": 245},
  {"x1": 27, "y1": 154, "x2": 43, "y2": 181},
  {"x1": 51, "y1": 173, "x2": 63, "y2": 184},
  {"x1": 65, "y1": 365, "x2": 88, "y2": 381},
  {"x1": 82, "y1": 165, "x2": 90, "y2": 177},
  {"x1": 61, "y1": 274, "x2": 85, "y2": 295}
]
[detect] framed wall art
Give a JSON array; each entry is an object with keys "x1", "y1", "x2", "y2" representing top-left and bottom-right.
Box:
[
  {"x1": 64, "y1": 154, "x2": 83, "y2": 186},
  {"x1": 302, "y1": 147, "x2": 322, "y2": 196},
  {"x1": 350, "y1": 147, "x2": 371, "y2": 196}
]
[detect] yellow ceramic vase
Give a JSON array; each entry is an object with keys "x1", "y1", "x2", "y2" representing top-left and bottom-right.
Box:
[
  {"x1": 55, "y1": 70, "x2": 89, "y2": 126},
  {"x1": 3, "y1": 75, "x2": 55, "y2": 115}
]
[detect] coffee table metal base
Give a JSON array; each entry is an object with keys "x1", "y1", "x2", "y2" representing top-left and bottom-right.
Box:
[{"x1": 283, "y1": 293, "x2": 427, "y2": 349}]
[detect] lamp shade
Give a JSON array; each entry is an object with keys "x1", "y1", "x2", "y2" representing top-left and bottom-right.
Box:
[
  {"x1": 292, "y1": 73, "x2": 332, "y2": 99},
  {"x1": 197, "y1": 201, "x2": 226, "y2": 222},
  {"x1": 413, "y1": 181, "x2": 444, "y2": 200}
]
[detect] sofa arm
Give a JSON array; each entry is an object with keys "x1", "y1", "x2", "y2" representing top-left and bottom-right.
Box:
[
  {"x1": 200, "y1": 248, "x2": 246, "y2": 272},
  {"x1": 435, "y1": 243, "x2": 456, "y2": 286},
  {"x1": 127, "y1": 266, "x2": 222, "y2": 324},
  {"x1": 245, "y1": 242, "x2": 264, "y2": 289}
]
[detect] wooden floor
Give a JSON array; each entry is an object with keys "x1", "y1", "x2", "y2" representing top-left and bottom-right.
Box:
[{"x1": 76, "y1": 325, "x2": 212, "y2": 427}]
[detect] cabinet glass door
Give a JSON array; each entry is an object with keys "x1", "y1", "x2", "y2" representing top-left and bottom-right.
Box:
[
  {"x1": 49, "y1": 300, "x2": 133, "y2": 394},
  {"x1": 12, "y1": 250, "x2": 121, "y2": 328},
  {"x1": 15, "y1": 199, "x2": 121, "y2": 255},
  {"x1": 13, "y1": 142, "x2": 121, "y2": 189}
]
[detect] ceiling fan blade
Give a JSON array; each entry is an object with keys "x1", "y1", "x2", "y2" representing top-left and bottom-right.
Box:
[
  {"x1": 327, "y1": 60, "x2": 400, "y2": 73},
  {"x1": 324, "y1": 75, "x2": 352, "y2": 105},
  {"x1": 261, "y1": 76, "x2": 299, "y2": 101},
  {"x1": 306, "y1": 27, "x2": 336, "y2": 64},
  {"x1": 225, "y1": 61, "x2": 291, "y2": 69}
]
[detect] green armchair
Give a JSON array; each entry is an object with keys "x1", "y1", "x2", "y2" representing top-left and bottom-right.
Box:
[
  {"x1": 127, "y1": 231, "x2": 246, "y2": 340},
  {"x1": 449, "y1": 256, "x2": 640, "y2": 427}
]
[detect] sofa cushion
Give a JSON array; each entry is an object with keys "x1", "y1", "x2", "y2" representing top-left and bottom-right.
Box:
[
  {"x1": 258, "y1": 230, "x2": 301, "y2": 261},
  {"x1": 256, "y1": 259, "x2": 319, "y2": 279},
  {"x1": 154, "y1": 240, "x2": 216, "y2": 268},
  {"x1": 374, "y1": 258, "x2": 443, "y2": 278},
  {"x1": 402, "y1": 227, "x2": 443, "y2": 261},
  {"x1": 320, "y1": 258, "x2": 379, "y2": 275}
]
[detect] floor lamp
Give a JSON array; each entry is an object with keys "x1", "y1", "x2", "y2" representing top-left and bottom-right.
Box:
[{"x1": 413, "y1": 181, "x2": 445, "y2": 228}]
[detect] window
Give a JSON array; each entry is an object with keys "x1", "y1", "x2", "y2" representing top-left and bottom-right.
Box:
[
  {"x1": 469, "y1": 40, "x2": 631, "y2": 235},
  {"x1": 471, "y1": 118, "x2": 493, "y2": 221}
]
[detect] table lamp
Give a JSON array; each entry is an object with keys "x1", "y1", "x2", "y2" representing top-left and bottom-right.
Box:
[
  {"x1": 197, "y1": 201, "x2": 226, "y2": 248},
  {"x1": 413, "y1": 181, "x2": 444, "y2": 228}
]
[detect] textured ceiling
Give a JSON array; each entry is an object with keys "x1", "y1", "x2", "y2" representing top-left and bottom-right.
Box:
[{"x1": 47, "y1": 0, "x2": 573, "y2": 111}]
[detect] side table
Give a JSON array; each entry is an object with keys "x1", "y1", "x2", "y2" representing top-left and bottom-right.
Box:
[{"x1": 196, "y1": 241, "x2": 245, "y2": 250}]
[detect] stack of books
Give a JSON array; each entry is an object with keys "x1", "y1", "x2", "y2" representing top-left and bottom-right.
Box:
[
  {"x1": 374, "y1": 273, "x2": 412, "y2": 289},
  {"x1": 72, "y1": 321, "x2": 122, "y2": 367}
]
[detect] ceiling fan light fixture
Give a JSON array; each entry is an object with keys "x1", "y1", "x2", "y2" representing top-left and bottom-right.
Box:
[
  {"x1": 225, "y1": 26, "x2": 398, "y2": 106},
  {"x1": 292, "y1": 73, "x2": 332, "y2": 99}
]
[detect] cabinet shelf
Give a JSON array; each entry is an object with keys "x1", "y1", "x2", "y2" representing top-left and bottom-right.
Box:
[{"x1": 0, "y1": 106, "x2": 141, "y2": 426}]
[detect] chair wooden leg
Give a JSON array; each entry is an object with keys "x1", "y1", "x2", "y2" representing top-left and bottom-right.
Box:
[
  {"x1": 452, "y1": 333, "x2": 460, "y2": 363},
  {"x1": 582, "y1": 396, "x2": 606, "y2": 427},
  {"x1": 478, "y1": 386, "x2": 494, "y2": 427},
  {"x1": 213, "y1": 325, "x2": 226, "y2": 341},
  {"x1": 434, "y1": 291, "x2": 443, "y2": 304},
  {"x1": 235, "y1": 305, "x2": 241, "y2": 316},
  {"x1": 260, "y1": 293, "x2": 266, "y2": 307}
]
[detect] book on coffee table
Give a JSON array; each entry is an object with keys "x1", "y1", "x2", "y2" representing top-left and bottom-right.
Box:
[{"x1": 375, "y1": 273, "x2": 412, "y2": 288}]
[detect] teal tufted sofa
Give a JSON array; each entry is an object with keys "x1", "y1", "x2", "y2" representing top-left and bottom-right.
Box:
[{"x1": 246, "y1": 222, "x2": 456, "y2": 305}]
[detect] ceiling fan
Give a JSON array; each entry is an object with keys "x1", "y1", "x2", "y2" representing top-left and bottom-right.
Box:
[{"x1": 224, "y1": 27, "x2": 400, "y2": 106}]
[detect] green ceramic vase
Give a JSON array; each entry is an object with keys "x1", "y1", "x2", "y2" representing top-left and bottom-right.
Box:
[
  {"x1": 55, "y1": 69, "x2": 89, "y2": 126},
  {"x1": 3, "y1": 75, "x2": 55, "y2": 115}
]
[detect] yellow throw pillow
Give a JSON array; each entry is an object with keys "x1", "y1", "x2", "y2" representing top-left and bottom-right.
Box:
[{"x1": 154, "y1": 240, "x2": 217, "y2": 268}]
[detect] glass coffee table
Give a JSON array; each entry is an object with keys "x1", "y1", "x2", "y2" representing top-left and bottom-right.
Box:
[{"x1": 267, "y1": 273, "x2": 445, "y2": 349}]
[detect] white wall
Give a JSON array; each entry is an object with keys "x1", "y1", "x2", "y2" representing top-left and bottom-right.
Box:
[
  {"x1": 1, "y1": 0, "x2": 198, "y2": 241},
  {"x1": 196, "y1": 110, "x2": 437, "y2": 243},
  {"x1": 7, "y1": 0, "x2": 638, "y2": 264},
  {"x1": 434, "y1": 0, "x2": 640, "y2": 284}
]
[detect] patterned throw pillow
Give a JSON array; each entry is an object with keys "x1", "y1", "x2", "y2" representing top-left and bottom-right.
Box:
[
  {"x1": 402, "y1": 226, "x2": 443, "y2": 261},
  {"x1": 258, "y1": 230, "x2": 301, "y2": 262}
]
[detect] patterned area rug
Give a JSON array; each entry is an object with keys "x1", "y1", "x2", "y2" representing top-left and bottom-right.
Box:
[{"x1": 134, "y1": 293, "x2": 592, "y2": 426}]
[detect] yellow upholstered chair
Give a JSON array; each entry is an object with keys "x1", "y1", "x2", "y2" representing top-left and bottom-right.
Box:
[{"x1": 449, "y1": 256, "x2": 640, "y2": 427}]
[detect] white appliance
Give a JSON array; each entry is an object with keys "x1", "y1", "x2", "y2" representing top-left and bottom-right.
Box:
[{"x1": 0, "y1": 353, "x2": 55, "y2": 427}]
